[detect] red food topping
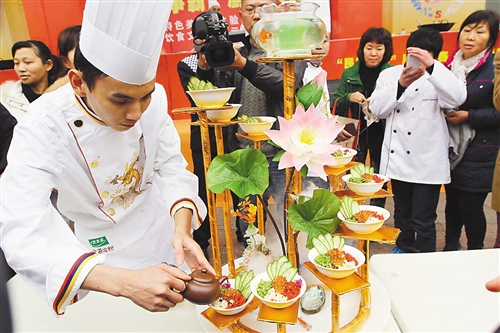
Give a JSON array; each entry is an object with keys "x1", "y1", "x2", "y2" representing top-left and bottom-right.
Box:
[
  {"x1": 344, "y1": 252, "x2": 358, "y2": 266},
  {"x1": 283, "y1": 281, "x2": 301, "y2": 300},
  {"x1": 372, "y1": 174, "x2": 384, "y2": 183},
  {"x1": 353, "y1": 210, "x2": 385, "y2": 223},
  {"x1": 220, "y1": 288, "x2": 247, "y2": 308}
]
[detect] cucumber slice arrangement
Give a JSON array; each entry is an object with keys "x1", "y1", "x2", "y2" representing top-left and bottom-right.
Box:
[
  {"x1": 349, "y1": 164, "x2": 374, "y2": 181},
  {"x1": 339, "y1": 196, "x2": 360, "y2": 222},
  {"x1": 311, "y1": 234, "x2": 346, "y2": 255},
  {"x1": 237, "y1": 114, "x2": 264, "y2": 123},
  {"x1": 265, "y1": 256, "x2": 298, "y2": 282},
  {"x1": 234, "y1": 270, "x2": 254, "y2": 299},
  {"x1": 187, "y1": 76, "x2": 215, "y2": 91}
]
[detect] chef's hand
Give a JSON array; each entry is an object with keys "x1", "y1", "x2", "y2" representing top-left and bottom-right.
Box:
[
  {"x1": 172, "y1": 228, "x2": 215, "y2": 276},
  {"x1": 122, "y1": 264, "x2": 190, "y2": 312},
  {"x1": 172, "y1": 208, "x2": 215, "y2": 276},
  {"x1": 336, "y1": 130, "x2": 352, "y2": 142},
  {"x1": 349, "y1": 92, "x2": 366, "y2": 105},
  {"x1": 81, "y1": 263, "x2": 190, "y2": 312},
  {"x1": 486, "y1": 276, "x2": 500, "y2": 292},
  {"x1": 445, "y1": 110, "x2": 469, "y2": 124}
]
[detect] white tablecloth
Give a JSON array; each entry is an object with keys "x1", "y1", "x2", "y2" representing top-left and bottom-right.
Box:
[
  {"x1": 7, "y1": 272, "x2": 400, "y2": 332},
  {"x1": 370, "y1": 249, "x2": 500, "y2": 333}
]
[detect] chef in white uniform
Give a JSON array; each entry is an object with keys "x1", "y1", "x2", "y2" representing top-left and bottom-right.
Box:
[
  {"x1": 0, "y1": 0, "x2": 214, "y2": 316},
  {"x1": 370, "y1": 28, "x2": 466, "y2": 253}
]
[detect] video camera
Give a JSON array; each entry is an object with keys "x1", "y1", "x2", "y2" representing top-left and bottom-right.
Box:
[{"x1": 193, "y1": 11, "x2": 235, "y2": 68}]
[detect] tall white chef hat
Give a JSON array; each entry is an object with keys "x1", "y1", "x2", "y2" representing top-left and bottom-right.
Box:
[
  {"x1": 209, "y1": 0, "x2": 221, "y2": 10},
  {"x1": 79, "y1": 0, "x2": 173, "y2": 85}
]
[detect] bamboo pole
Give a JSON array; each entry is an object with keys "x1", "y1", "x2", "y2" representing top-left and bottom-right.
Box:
[{"x1": 198, "y1": 111, "x2": 221, "y2": 276}]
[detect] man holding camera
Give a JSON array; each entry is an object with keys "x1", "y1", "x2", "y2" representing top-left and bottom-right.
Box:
[
  {"x1": 188, "y1": 0, "x2": 307, "y2": 241},
  {"x1": 194, "y1": 0, "x2": 307, "y2": 238}
]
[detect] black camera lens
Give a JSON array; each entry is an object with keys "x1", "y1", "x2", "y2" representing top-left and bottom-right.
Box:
[{"x1": 206, "y1": 42, "x2": 235, "y2": 68}]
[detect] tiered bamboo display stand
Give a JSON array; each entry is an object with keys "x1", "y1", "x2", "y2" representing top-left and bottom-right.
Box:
[{"x1": 173, "y1": 55, "x2": 400, "y2": 333}]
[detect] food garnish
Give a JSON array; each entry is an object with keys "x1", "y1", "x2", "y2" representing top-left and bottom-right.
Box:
[
  {"x1": 312, "y1": 234, "x2": 358, "y2": 269},
  {"x1": 237, "y1": 114, "x2": 265, "y2": 123},
  {"x1": 332, "y1": 149, "x2": 352, "y2": 157},
  {"x1": 339, "y1": 196, "x2": 385, "y2": 223},
  {"x1": 187, "y1": 76, "x2": 215, "y2": 91},
  {"x1": 257, "y1": 256, "x2": 302, "y2": 301},
  {"x1": 211, "y1": 270, "x2": 254, "y2": 310},
  {"x1": 347, "y1": 164, "x2": 384, "y2": 184}
]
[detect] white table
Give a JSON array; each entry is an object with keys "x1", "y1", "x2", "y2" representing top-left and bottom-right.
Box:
[
  {"x1": 7, "y1": 273, "x2": 400, "y2": 332},
  {"x1": 370, "y1": 249, "x2": 500, "y2": 333}
]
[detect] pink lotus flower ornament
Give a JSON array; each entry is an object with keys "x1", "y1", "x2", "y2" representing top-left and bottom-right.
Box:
[{"x1": 264, "y1": 105, "x2": 344, "y2": 180}]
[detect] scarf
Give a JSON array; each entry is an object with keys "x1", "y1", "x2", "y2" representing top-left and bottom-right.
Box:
[
  {"x1": 449, "y1": 49, "x2": 486, "y2": 84},
  {"x1": 447, "y1": 49, "x2": 485, "y2": 169}
]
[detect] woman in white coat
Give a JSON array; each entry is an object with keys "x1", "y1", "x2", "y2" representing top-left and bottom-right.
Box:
[{"x1": 370, "y1": 28, "x2": 466, "y2": 253}]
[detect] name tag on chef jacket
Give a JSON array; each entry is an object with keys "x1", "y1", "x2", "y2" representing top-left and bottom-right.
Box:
[{"x1": 68, "y1": 116, "x2": 147, "y2": 221}]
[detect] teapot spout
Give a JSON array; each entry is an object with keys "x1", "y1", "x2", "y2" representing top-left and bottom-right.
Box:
[{"x1": 219, "y1": 275, "x2": 228, "y2": 285}]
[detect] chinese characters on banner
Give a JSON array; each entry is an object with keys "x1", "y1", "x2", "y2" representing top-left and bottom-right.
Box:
[{"x1": 162, "y1": 0, "x2": 243, "y2": 53}]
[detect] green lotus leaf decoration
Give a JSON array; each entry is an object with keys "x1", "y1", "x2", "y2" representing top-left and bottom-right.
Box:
[
  {"x1": 206, "y1": 147, "x2": 269, "y2": 198},
  {"x1": 288, "y1": 188, "x2": 341, "y2": 249}
]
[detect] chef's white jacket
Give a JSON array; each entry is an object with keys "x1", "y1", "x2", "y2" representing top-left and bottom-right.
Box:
[
  {"x1": 0, "y1": 83, "x2": 206, "y2": 316},
  {"x1": 370, "y1": 61, "x2": 466, "y2": 184}
]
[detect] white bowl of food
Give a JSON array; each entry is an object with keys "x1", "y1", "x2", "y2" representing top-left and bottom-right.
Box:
[
  {"x1": 329, "y1": 148, "x2": 357, "y2": 168},
  {"x1": 250, "y1": 271, "x2": 306, "y2": 309},
  {"x1": 186, "y1": 87, "x2": 236, "y2": 107},
  {"x1": 341, "y1": 173, "x2": 388, "y2": 196},
  {"x1": 338, "y1": 205, "x2": 390, "y2": 234},
  {"x1": 206, "y1": 104, "x2": 241, "y2": 122},
  {"x1": 238, "y1": 116, "x2": 276, "y2": 136},
  {"x1": 308, "y1": 245, "x2": 365, "y2": 279},
  {"x1": 208, "y1": 277, "x2": 254, "y2": 316}
]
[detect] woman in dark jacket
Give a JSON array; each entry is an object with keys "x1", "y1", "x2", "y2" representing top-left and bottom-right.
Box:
[{"x1": 443, "y1": 10, "x2": 500, "y2": 250}]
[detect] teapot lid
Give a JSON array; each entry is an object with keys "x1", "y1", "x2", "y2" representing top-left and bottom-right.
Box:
[{"x1": 190, "y1": 269, "x2": 215, "y2": 283}]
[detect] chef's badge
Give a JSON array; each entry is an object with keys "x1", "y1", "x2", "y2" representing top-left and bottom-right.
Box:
[{"x1": 89, "y1": 236, "x2": 115, "y2": 254}]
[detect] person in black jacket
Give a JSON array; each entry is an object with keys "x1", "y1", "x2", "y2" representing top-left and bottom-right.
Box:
[
  {"x1": 177, "y1": 30, "x2": 225, "y2": 256},
  {"x1": 443, "y1": 10, "x2": 500, "y2": 250}
]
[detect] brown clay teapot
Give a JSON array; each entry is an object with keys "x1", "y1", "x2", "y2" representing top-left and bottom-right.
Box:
[{"x1": 181, "y1": 269, "x2": 228, "y2": 305}]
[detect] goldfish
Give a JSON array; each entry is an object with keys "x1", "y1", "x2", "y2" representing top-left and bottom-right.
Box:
[{"x1": 258, "y1": 28, "x2": 273, "y2": 44}]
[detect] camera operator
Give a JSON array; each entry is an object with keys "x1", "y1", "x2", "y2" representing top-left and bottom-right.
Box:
[
  {"x1": 177, "y1": 11, "x2": 230, "y2": 258},
  {"x1": 195, "y1": 0, "x2": 307, "y2": 240}
]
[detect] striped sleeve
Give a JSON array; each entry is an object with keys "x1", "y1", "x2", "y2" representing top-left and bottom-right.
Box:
[
  {"x1": 52, "y1": 252, "x2": 105, "y2": 316},
  {"x1": 170, "y1": 198, "x2": 204, "y2": 230}
]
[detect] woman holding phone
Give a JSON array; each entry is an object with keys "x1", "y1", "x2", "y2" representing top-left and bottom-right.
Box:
[
  {"x1": 332, "y1": 27, "x2": 393, "y2": 207},
  {"x1": 443, "y1": 10, "x2": 500, "y2": 251}
]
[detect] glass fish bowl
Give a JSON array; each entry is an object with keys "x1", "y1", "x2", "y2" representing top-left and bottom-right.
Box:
[{"x1": 251, "y1": 1, "x2": 327, "y2": 57}]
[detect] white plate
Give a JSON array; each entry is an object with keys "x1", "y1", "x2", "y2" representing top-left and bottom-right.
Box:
[{"x1": 196, "y1": 259, "x2": 391, "y2": 333}]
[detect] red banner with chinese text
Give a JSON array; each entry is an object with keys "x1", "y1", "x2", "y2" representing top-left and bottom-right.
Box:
[{"x1": 162, "y1": 0, "x2": 243, "y2": 54}]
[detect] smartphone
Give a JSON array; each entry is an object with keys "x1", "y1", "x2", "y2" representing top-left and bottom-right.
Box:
[
  {"x1": 406, "y1": 54, "x2": 421, "y2": 69},
  {"x1": 344, "y1": 123, "x2": 357, "y2": 136},
  {"x1": 443, "y1": 108, "x2": 457, "y2": 114}
]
